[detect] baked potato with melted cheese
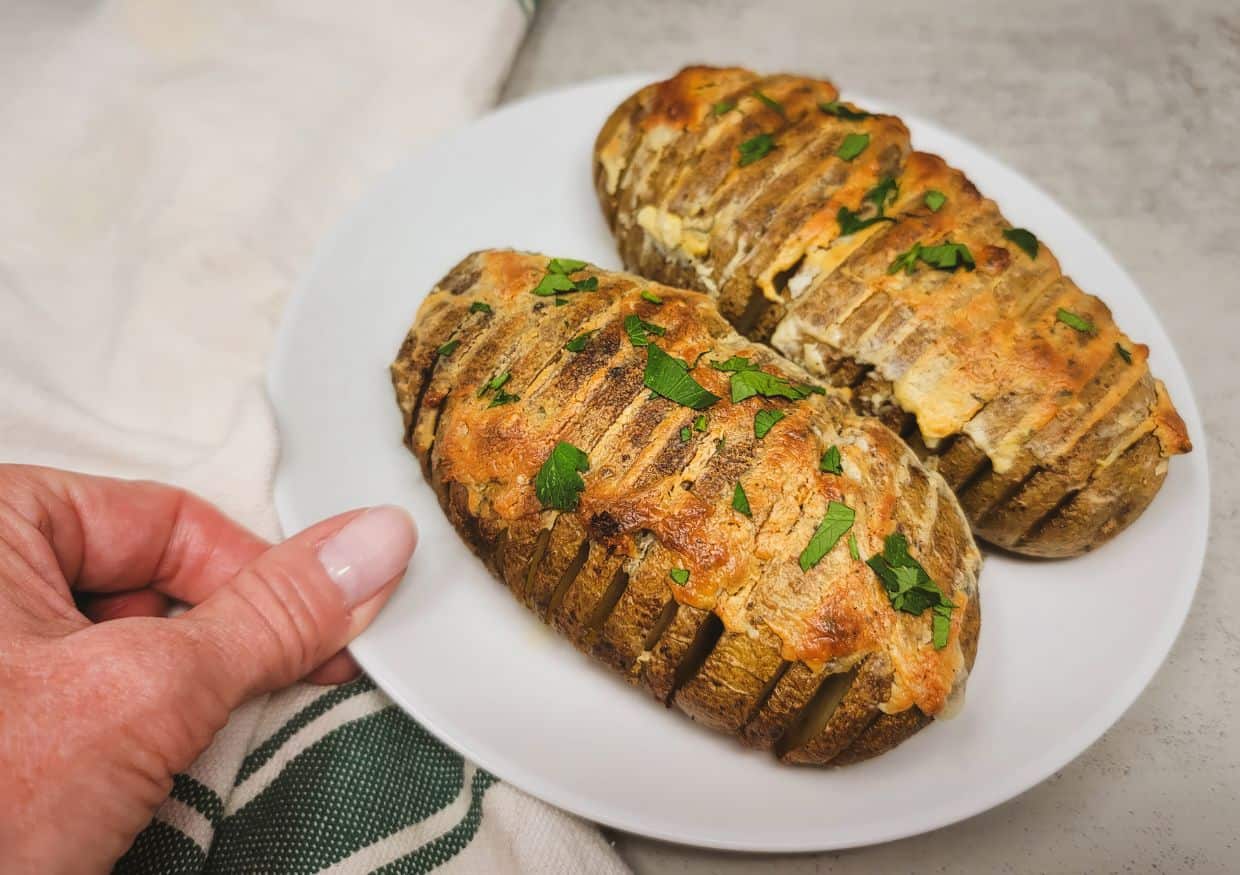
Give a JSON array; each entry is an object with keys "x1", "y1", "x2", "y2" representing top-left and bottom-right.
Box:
[
  {"x1": 593, "y1": 66, "x2": 1191, "y2": 557},
  {"x1": 391, "y1": 250, "x2": 981, "y2": 766}
]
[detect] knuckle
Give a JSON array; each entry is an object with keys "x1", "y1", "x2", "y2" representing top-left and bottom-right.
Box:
[{"x1": 234, "y1": 560, "x2": 340, "y2": 683}]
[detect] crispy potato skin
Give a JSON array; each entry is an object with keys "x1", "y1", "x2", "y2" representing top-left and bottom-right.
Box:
[
  {"x1": 593, "y1": 67, "x2": 1191, "y2": 558},
  {"x1": 391, "y1": 250, "x2": 982, "y2": 765}
]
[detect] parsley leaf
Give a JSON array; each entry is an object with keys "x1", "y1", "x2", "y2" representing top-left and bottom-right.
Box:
[
  {"x1": 919, "y1": 241, "x2": 975, "y2": 271},
  {"x1": 436, "y1": 339, "x2": 460, "y2": 357},
  {"x1": 1003, "y1": 227, "x2": 1039, "y2": 259},
  {"x1": 887, "y1": 242, "x2": 922, "y2": 275},
  {"x1": 624, "y1": 314, "x2": 666, "y2": 347},
  {"x1": 693, "y1": 414, "x2": 708, "y2": 432},
  {"x1": 864, "y1": 176, "x2": 899, "y2": 215},
  {"x1": 553, "y1": 297, "x2": 570, "y2": 307},
  {"x1": 669, "y1": 568, "x2": 691, "y2": 586},
  {"x1": 837, "y1": 205, "x2": 895, "y2": 236},
  {"x1": 924, "y1": 190, "x2": 946, "y2": 212},
  {"x1": 836, "y1": 132, "x2": 870, "y2": 161},
  {"x1": 819, "y1": 444, "x2": 842, "y2": 474},
  {"x1": 712, "y1": 100, "x2": 736, "y2": 116},
  {"x1": 848, "y1": 533, "x2": 860, "y2": 560},
  {"x1": 643, "y1": 343, "x2": 721, "y2": 410},
  {"x1": 753, "y1": 90, "x2": 786, "y2": 117},
  {"x1": 469, "y1": 301, "x2": 493, "y2": 314},
  {"x1": 533, "y1": 273, "x2": 576, "y2": 296},
  {"x1": 641, "y1": 289, "x2": 664, "y2": 305},
  {"x1": 679, "y1": 426, "x2": 692, "y2": 442},
  {"x1": 564, "y1": 330, "x2": 597, "y2": 353},
  {"x1": 709, "y1": 355, "x2": 758, "y2": 373},
  {"x1": 818, "y1": 100, "x2": 870, "y2": 120},
  {"x1": 548, "y1": 257, "x2": 588, "y2": 274},
  {"x1": 477, "y1": 370, "x2": 511, "y2": 398},
  {"x1": 1056, "y1": 308, "x2": 1096, "y2": 334},
  {"x1": 1116, "y1": 343, "x2": 1133, "y2": 364},
  {"x1": 754, "y1": 408, "x2": 786, "y2": 439},
  {"x1": 738, "y1": 133, "x2": 776, "y2": 167},
  {"x1": 534, "y1": 441, "x2": 590, "y2": 511},
  {"x1": 732, "y1": 482, "x2": 751, "y2": 517},
  {"x1": 533, "y1": 258, "x2": 596, "y2": 296},
  {"x1": 730, "y1": 368, "x2": 822, "y2": 403},
  {"x1": 488, "y1": 387, "x2": 520, "y2": 408},
  {"x1": 865, "y1": 532, "x2": 954, "y2": 649},
  {"x1": 799, "y1": 501, "x2": 856, "y2": 571}
]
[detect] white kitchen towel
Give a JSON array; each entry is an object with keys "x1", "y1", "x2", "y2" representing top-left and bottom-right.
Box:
[{"x1": 0, "y1": 1, "x2": 627, "y2": 871}]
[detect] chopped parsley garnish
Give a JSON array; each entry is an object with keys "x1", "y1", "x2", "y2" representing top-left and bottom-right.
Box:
[
  {"x1": 643, "y1": 343, "x2": 720, "y2": 410},
  {"x1": 799, "y1": 501, "x2": 855, "y2": 571},
  {"x1": 640, "y1": 289, "x2": 664, "y2": 305},
  {"x1": 710, "y1": 355, "x2": 823, "y2": 403},
  {"x1": 669, "y1": 568, "x2": 691, "y2": 586},
  {"x1": 564, "y1": 330, "x2": 597, "y2": 352},
  {"x1": 924, "y1": 190, "x2": 946, "y2": 212},
  {"x1": 469, "y1": 301, "x2": 493, "y2": 314},
  {"x1": 1056, "y1": 308, "x2": 1095, "y2": 334},
  {"x1": 848, "y1": 533, "x2": 860, "y2": 560},
  {"x1": 818, "y1": 100, "x2": 870, "y2": 120},
  {"x1": 436, "y1": 339, "x2": 460, "y2": 357},
  {"x1": 1116, "y1": 343, "x2": 1133, "y2": 364},
  {"x1": 732, "y1": 482, "x2": 751, "y2": 517},
  {"x1": 1003, "y1": 227, "x2": 1039, "y2": 260},
  {"x1": 477, "y1": 370, "x2": 511, "y2": 398},
  {"x1": 753, "y1": 408, "x2": 786, "y2": 439},
  {"x1": 837, "y1": 205, "x2": 895, "y2": 236},
  {"x1": 753, "y1": 90, "x2": 786, "y2": 117},
  {"x1": 712, "y1": 100, "x2": 736, "y2": 116},
  {"x1": 679, "y1": 426, "x2": 692, "y2": 442},
  {"x1": 488, "y1": 387, "x2": 520, "y2": 408},
  {"x1": 836, "y1": 132, "x2": 870, "y2": 161},
  {"x1": 866, "y1": 532, "x2": 954, "y2": 649},
  {"x1": 889, "y1": 240, "x2": 975, "y2": 274},
  {"x1": 693, "y1": 414, "x2": 708, "y2": 432},
  {"x1": 738, "y1": 133, "x2": 776, "y2": 166},
  {"x1": 819, "y1": 445, "x2": 842, "y2": 474},
  {"x1": 887, "y1": 243, "x2": 923, "y2": 275},
  {"x1": 864, "y1": 176, "x2": 899, "y2": 214},
  {"x1": 533, "y1": 258, "x2": 596, "y2": 296},
  {"x1": 534, "y1": 441, "x2": 590, "y2": 511},
  {"x1": 548, "y1": 258, "x2": 587, "y2": 274},
  {"x1": 624, "y1": 314, "x2": 666, "y2": 347},
  {"x1": 919, "y1": 241, "x2": 975, "y2": 271},
  {"x1": 554, "y1": 297, "x2": 570, "y2": 307}
]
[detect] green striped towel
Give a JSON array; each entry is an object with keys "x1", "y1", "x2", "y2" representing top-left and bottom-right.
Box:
[{"x1": 114, "y1": 676, "x2": 628, "y2": 874}]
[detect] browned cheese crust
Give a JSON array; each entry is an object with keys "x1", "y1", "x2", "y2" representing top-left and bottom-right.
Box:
[
  {"x1": 391, "y1": 249, "x2": 982, "y2": 766},
  {"x1": 593, "y1": 66, "x2": 1192, "y2": 557}
]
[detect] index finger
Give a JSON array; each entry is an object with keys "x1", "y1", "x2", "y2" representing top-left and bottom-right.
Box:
[{"x1": 1, "y1": 465, "x2": 270, "y2": 604}]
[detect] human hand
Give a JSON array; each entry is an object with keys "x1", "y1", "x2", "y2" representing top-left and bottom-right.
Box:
[{"x1": 0, "y1": 465, "x2": 417, "y2": 874}]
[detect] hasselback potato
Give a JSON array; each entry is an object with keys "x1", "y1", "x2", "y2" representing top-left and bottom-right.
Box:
[
  {"x1": 391, "y1": 250, "x2": 980, "y2": 765},
  {"x1": 593, "y1": 66, "x2": 1191, "y2": 557}
]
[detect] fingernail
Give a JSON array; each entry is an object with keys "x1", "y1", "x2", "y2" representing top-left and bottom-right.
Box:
[{"x1": 318, "y1": 506, "x2": 417, "y2": 607}]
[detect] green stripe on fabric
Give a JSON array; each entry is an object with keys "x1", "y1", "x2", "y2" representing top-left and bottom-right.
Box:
[
  {"x1": 236, "y1": 675, "x2": 375, "y2": 784},
  {"x1": 113, "y1": 819, "x2": 206, "y2": 875},
  {"x1": 205, "y1": 706, "x2": 467, "y2": 874},
  {"x1": 170, "y1": 774, "x2": 224, "y2": 827},
  {"x1": 375, "y1": 768, "x2": 499, "y2": 875}
]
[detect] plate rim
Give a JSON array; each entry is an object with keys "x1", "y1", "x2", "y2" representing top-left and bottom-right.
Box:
[{"x1": 268, "y1": 71, "x2": 1210, "y2": 853}]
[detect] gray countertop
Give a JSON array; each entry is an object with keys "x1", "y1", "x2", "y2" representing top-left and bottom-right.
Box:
[{"x1": 503, "y1": 1, "x2": 1239, "y2": 871}]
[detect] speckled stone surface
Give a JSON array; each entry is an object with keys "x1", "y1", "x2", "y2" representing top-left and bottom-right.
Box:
[{"x1": 503, "y1": 1, "x2": 1239, "y2": 870}]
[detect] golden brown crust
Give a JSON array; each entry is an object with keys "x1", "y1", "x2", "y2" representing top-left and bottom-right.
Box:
[
  {"x1": 594, "y1": 67, "x2": 1191, "y2": 558},
  {"x1": 391, "y1": 249, "x2": 982, "y2": 765}
]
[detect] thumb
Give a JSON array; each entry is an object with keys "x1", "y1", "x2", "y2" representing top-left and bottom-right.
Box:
[{"x1": 181, "y1": 505, "x2": 416, "y2": 706}]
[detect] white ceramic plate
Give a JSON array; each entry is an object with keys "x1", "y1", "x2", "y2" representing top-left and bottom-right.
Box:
[{"x1": 268, "y1": 74, "x2": 1209, "y2": 852}]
